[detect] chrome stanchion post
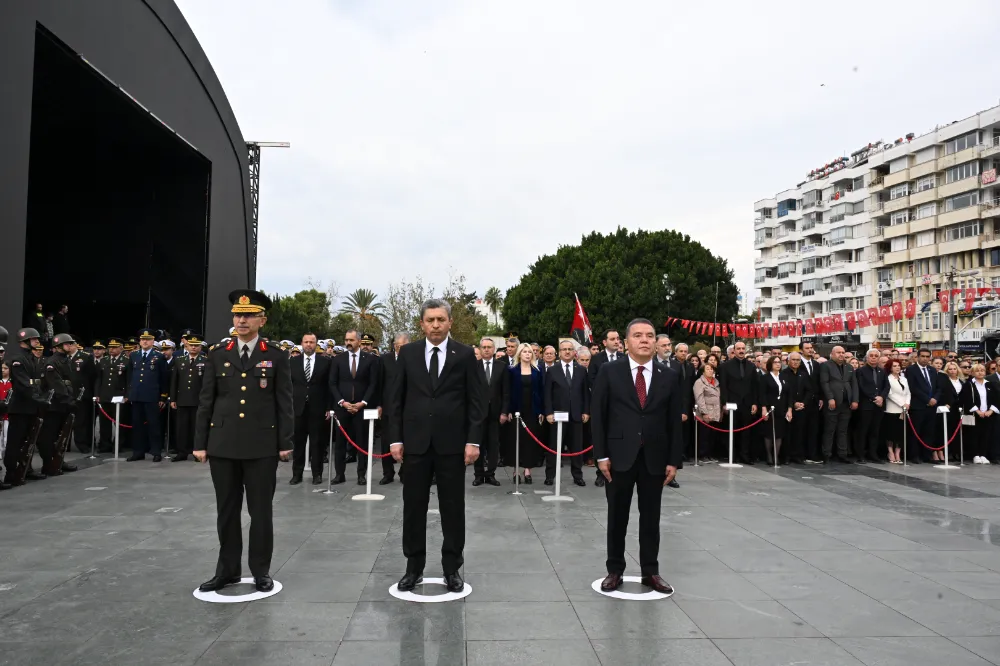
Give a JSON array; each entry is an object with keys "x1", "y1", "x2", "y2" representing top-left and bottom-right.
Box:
[
  {"x1": 508, "y1": 413, "x2": 523, "y2": 496},
  {"x1": 719, "y1": 403, "x2": 742, "y2": 468},
  {"x1": 935, "y1": 405, "x2": 958, "y2": 469},
  {"x1": 692, "y1": 405, "x2": 699, "y2": 467},
  {"x1": 543, "y1": 412, "x2": 572, "y2": 502},
  {"x1": 88, "y1": 398, "x2": 99, "y2": 459},
  {"x1": 322, "y1": 413, "x2": 337, "y2": 495},
  {"x1": 902, "y1": 409, "x2": 908, "y2": 467},
  {"x1": 959, "y1": 407, "x2": 965, "y2": 467},
  {"x1": 771, "y1": 405, "x2": 778, "y2": 471},
  {"x1": 353, "y1": 410, "x2": 384, "y2": 501},
  {"x1": 111, "y1": 398, "x2": 126, "y2": 462}
]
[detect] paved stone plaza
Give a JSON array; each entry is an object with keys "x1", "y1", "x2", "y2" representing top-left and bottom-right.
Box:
[{"x1": 1, "y1": 453, "x2": 999, "y2": 666}]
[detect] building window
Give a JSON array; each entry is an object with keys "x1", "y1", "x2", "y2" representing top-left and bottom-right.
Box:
[
  {"x1": 890, "y1": 236, "x2": 908, "y2": 252},
  {"x1": 945, "y1": 221, "x2": 981, "y2": 242},
  {"x1": 891, "y1": 211, "x2": 910, "y2": 225},
  {"x1": 915, "y1": 203, "x2": 937, "y2": 219},
  {"x1": 932, "y1": 313, "x2": 940, "y2": 329},
  {"x1": 915, "y1": 230, "x2": 935, "y2": 247},
  {"x1": 946, "y1": 161, "x2": 979, "y2": 184},
  {"x1": 945, "y1": 132, "x2": 978, "y2": 155},
  {"x1": 915, "y1": 176, "x2": 936, "y2": 191},
  {"x1": 890, "y1": 184, "x2": 910, "y2": 200},
  {"x1": 945, "y1": 191, "x2": 980, "y2": 212}
]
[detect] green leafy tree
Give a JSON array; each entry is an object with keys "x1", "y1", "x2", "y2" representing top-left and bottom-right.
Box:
[
  {"x1": 383, "y1": 277, "x2": 435, "y2": 341},
  {"x1": 263, "y1": 289, "x2": 334, "y2": 342},
  {"x1": 503, "y1": 228, "x2": 737, "y2": 344},
  {"x1": 340, "y1": 288, "x2": 385, "y2": 339},
  {"x1": 441, "y1": 274, "x2": 487, "y2": 345},
  {"x1": 484, "y1": 286, "x2": 503, "y2": 326}
]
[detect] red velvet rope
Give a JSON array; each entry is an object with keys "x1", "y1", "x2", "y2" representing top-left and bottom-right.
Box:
[
  {"x1": 693, "y1": 414, "x2": 766, "y2": 433},
  {"x1": 905, "y1": 411, "x2": 963, "y2": 451},
  {"x1": 517, "y1": 417, "x2": 594, "y2": 456},
  {"x1": 97, "y1": 403, "x2": 163, "y2": 428},
  {"x1": 333, "y1": 416, "x2": 392, "y2": 459}
]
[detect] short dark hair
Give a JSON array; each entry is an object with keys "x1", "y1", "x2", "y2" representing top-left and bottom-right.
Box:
[
  {"x1": 603, "y1": 328, "x2": 619, "y2": 341},
  {"x1": 301, "y1": 332, "x2": 317, "y2": 341},
  {"x1": 918, "y1": 349, "x2": 931, "y2": 357},
  {"x1": 625, "y1": 318, "x2": 654, "y2": 337}
]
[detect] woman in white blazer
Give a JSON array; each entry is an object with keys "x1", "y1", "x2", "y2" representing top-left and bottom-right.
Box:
[{"x1": 884, "y1": 358, "x2": 910, "y2": 464}]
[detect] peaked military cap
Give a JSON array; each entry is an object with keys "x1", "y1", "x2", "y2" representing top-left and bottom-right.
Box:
[
  {"x1": 138, "y1": 328, "x2": 156, "y2": 340},
  {"x1": 228, "y1": 289, "x2": 272, "y2": 314}
]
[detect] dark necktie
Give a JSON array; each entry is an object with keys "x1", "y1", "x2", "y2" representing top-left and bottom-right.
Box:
[
  {"x1": 430, "y1": 347, "x2": 440, "y2": 390},
  {"x1": 739, "y1": 359, "x2": 745, "y2": 379},
  {"x1": 806, "y1": 360, "x2": 812, "y2": 375},
  {"x1": 564, "y1": 362, "x2": 572, "y2": 382},
  {"x1": 484, "y1": 360, "x2": 491, "y2": 384},
  {"x1": 351, "y1": 353, "x2": 357, "y2": 378},
  {"x1": 305, "y1": 355, "x2": 312, "y2": 382},
  {"x1": 636, "y1": 366, "x2": 647, "y2": 408},
  {"x1": 241, "y1": 345, "x2": 249, "y2": 368}
]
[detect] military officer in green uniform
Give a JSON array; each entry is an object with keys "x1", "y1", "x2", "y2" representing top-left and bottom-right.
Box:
[
  {"x1": 169, "y1": 333, "x2": 207, "y2": 462},
  {"x1": 196, "y1": 290, "x2": 293, "y2": 594},
  {"x1": 69, "y1": 337, "x2": 97, "y2": 453},
  {"x1": 95, "y1": 337, "x2": 129, "y2": 453}
]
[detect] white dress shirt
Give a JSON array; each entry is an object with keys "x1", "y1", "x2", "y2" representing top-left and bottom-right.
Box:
[
  {"x1": 605, "y1": 350, "x2": 619, "y2": 363},
  {"x1": 339, "y1": 349, "x2": 368, "y2": 407},
  {"x1": 562, "y1": 361, "x2": 573, "y2": 380},
  {"x1": 238, "y1": 336, "x2": 259, "y2": 360},
  {"x1": 972, "y1": 379, "x2": 999, "y2": 414}
]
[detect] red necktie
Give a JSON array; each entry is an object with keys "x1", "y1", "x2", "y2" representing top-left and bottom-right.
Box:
[{"x1": 636, "y1": 366, "x2": 647, "y2": 408}]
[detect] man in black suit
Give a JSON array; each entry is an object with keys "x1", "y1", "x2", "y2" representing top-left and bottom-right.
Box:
[
  {"x1": 386, "y1": 299, "x2": 486, "y2": 593},
  {"x1": 591, "y1": 318, "x2": 681, "y2": 594},
  {"x1": 799, "y1": 341, "x2": 823, "y2": 463},
  {"x1": 904, "y1": 348, "x2": 939, "y2": 463},
  {"x1": 819, "y1": 346, "x2": 859, "y2": 463},
  {"x1": 195, "y1": 290, "x2": 293, "y2": 594},
  {"x1": 856, "y1": 348, "x2": 889, "y2": 463},
  {"x1": 474, "y1": 336, "x2": 509, "y2": 487},
  {"x1": 718, "y1": 341, "x2": 760, "y2": 464},
  {"x1": 588, "y1": 328, "x2": 622, "y2": 486},
  {"x1": 663, "y1": 342, "x2": 693, "y2": 483},
  {"x1": 290, "y1": 332, "x2": 332, "y2": 485},
  {"x1": 376, "y1": 332, "x2": 410, "y2": 485},
  {"x1": 329, "y1": 329, "x2": 379, "y2": 485},
  {"x1": 543, "y1": 339, "x2": 590, "y2": 486}
]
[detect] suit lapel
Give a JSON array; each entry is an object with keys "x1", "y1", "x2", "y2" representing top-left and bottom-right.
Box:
[
  {"x1": 435, "y1": 342, "x2": 460, "y2": 390},
  {"x1": 621, "y1": 361, "x2": 642, "y2": 410}
]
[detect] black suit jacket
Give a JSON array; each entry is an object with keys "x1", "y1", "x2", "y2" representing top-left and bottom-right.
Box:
[
  {"x1": 936, "y1": 373, "x2": 963, "y2": 411},
  {"x1": 543, "y1": 361, "x2": 589, "y2": 422},
  {"x1": 962, "y1": 378, "x2": 999, "y2": 413},
  {"x1": 329, "y1": 349, "x2": 378, "y2": 411},
  {"x1": 780, "y1": 366, "x2": 814, "y2": 408},
  {"x1": 718, "y1": 357, "x2": 759, "y2": 409},
  {"x1": 663, "y1": 357, "x2": 694, "y2": 413},
  {"x1": 757, "y1": 371, "x2": 789, "y2": 414},
  {"x1": 856, "y1": 364, "x2": 890, "y2": 411},
  {"x1": 378, "y1": 352, "x2": 401, "y2": 409},
  {"x1": 194, "y1": 339, "x2": 294, "y2": 459},
  {"x1": 587, "y1": 350, "x2": 622, "y2": 388},
  {"x1": 819, "y1": 361, "x2": 858, "y2": 406},
  {"x1": 291, "y1": 353, "x2": 331, "y2": 417},
  {"x1": 385, "y1": 339, "x2": 487, "y2": 455},
  {"x1": 478, "y1": 356, "x2": 510, "y2": 420},
  {"x1": 904, "y1": 363, "x2": 940, "y2": 411},
  {"x1": 590, "y1": 358, "x2": 683, "y2": 473}
]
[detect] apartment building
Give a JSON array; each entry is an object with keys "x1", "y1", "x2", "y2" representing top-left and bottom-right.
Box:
[
  {"x1": 754, "y1": 143, "x2": 877, "y2": 352},
  {"x1": 754, "y1": 104, "x2": 1000, "y2": 355},
  {"x1": 867, "y1": 106, "x2": 1000, "y2": 354}
]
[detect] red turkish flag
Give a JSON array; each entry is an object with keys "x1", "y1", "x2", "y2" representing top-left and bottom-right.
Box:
[
  {"x1": 904, "y1": 299, "x2": 916, "y2": 319},
  {"x1": 939, "y1": 290, "x2": 950, "y2": 312},
  {"x1": 845, "y1": 311, "x2": 856, "y2": 330},
  {"x1": 965, "y1": 288, "x2": 976, "y2": 312},
  {"x1": 978, "y1": 287, "x2": 991, "y2": 299},
  {"x1": 856, "y1": 310, "x2": 868, "y2": 327},
  {"x1": 831, "y1": 314, "x2": 843, "y2": 331},
  {"x1": 822, "y1": 316, "x2": 833, "y2": 332},
  {"x1": 721, "y1": 324, "x2": 728, "y2": 337},
  {"x1": 892, "y1": 301, "x2": 903, "y2": 321},
  {"x1": 867, "y1": 307, "x2": 880, "y2": 325},
  {"x1": 879, "y1": 305, "x2": 891, "y2": 323},
  {"x1": 777, "y1": 322, "x2": 786, "y2": 337},
  {"x1": 805, "y1": 319, "x2": 815, "y2": 335}
]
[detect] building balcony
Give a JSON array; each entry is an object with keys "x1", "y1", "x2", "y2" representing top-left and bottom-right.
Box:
[
  {"x1": 938, "y1": 205, "x2": 979, "y2": 227},
  {"x1": 909, "y1": 243, "x2": 939, "y2": 261},
  {"x1": 884, "y1": 195, "x2": 910, "y2": 214},
  {"x1": 868, "y1": 173, "x2": 885, "y2": 193},
  {"x1": 938, "y1": 234, "x2": 982, "y2": 256},
  {"x1": 981, "y1": 136, "x2": 1000, "y2": 159},
  {"x1": 981, "y1": 198, "x2": 1000, "y2": 219},
  {"x1": 909, "y1": 187, "x2": 937, "y2": 207},
  {"x1": 938, "y1": 145, "x2": 980, "y2": 170},
  {"x1": 909, "y1": 160, "x2": 938, "y2": 179},
  {"x1": 883, "y1": 249, "x2": 910, "y2": 264},
  {"x1": 938, "y1": 176, "x2": 979, "y2": 200},
  {"x1": 884, "y1": 169, "x2": 910, "y2": 188},
  {"x1": 884, "y1": 223, "x2": 909, "y2": 239},
  {"x1": 910, "y1": 215, "x2": 937, "y2": 233}
]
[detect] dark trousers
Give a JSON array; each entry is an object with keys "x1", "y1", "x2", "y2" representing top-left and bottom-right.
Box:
[
  {"x1": 474, "y1": 414, "x2": 502, "y2": 479},
  {"x1": 293, "y1": 402, "x2": 326, "y2": 478},
  {"x1": 910, "y1": 409, "x2": 934, "y2": 461},
  {"x1": 3, "y1": 414, "x2": 37, "y2": 481},
  {"x1": 130, "y1": 401, "x2": 163, "y2": 457},
  {"x1": 605, "y1": 448, "x2": 665, "y2": 576},
  {"x1": 73, "y1": 399, "x2": 93, "y2": 453},
  {"x1": 802, "y1": 407, "x2": 820, "y2": 460},
  {"x1": 175, "y1": 406, "x2": 197, "y2": 457},
  {"x1": 785, "y1": 410, "x2": 806, "y2": 462},
  {"x1": 334, "y1": 410, "x2": 367, "y2": 478},
  {"x1": 209, "y1": 455, "x2": 278, "y2": 578},
  {"x1": 36, "y1": 411, "x2": 67, "y2": 469},
  {"x1": 544, "y1": 420, "x2": 584, "y2": 481},
  {"x1": 696, "y1": 420, "x2": 722, "y2": 460},
  {"x1": 160, "y1": 407, "x2": 176, "y2": 453},
  {"x1": 822, "y1": 406, "x2": 852, "y2": 458},
  {"x1": 402, "y1": 448, "x2": 465, "y2": 575},
  {"x1": 857, "y1": 409, "x2": 883, "y2": 460},
  {"x1": 730, "y1": 405, "x2": 754, "y2": 461},
  {"x1": 97, "y1": 403, "x2": 114, "y2": 450}
]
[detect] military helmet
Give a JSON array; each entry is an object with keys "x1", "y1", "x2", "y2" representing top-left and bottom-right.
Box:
[
  {"x1": 0, "y1": 326, "x2": 7, "y2": 345},
  {"x1": 17, "y1": 327, "x2": 41, "y2": 342},
  {"x1": 52, "y1": 333, "x2": 75, "y2": 346}
]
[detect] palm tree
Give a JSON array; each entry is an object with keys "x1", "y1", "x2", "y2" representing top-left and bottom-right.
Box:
[
  {"x1": 484, "y1": 286, "x2": 503, "y2": 326},
  {"x1": 339, "y1": 288, "x2": 386, "y2": 333}
]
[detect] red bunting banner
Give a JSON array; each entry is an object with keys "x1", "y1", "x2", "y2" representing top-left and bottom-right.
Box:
[
  {"x1": 892, "y1": 302, "x2": 903, "y2": 321},
  {"x1": 904, "y1": 299, "x2": 916, "y2": 319},
  {"x1": 845, "y1": 311, "x2": 856, "y2": 330}
]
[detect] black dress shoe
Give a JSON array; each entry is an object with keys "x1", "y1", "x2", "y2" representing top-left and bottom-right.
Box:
[
  {"x1": 25, "y1": 470, "x2": 47, "y2": 481},
  {"x1": 486, "y1": 476, "x2": 501, "y2": 486},
  {"x1": 152, "y1": 456, "x2": 162, "y2": 463},
  {"x1": 254, "y1": 575, "x2": 274, "y2": 592},
  {"x1": 357, "y1": 475, "x2": 366, "y2": 486},
  {"x1": 199, "y1": 575, "x2": 241, "y2": 592},
  {"x1": 640, "y1": 574, "x2": 674, "y2": 594},
  {"x1": 61, "y1": 463, "x2": 78, "y2": 472},
  {"x1": 472, "y1": 477, "x2": 484, "y2": 487},
  {"x1": 573, "y1": 478, "x2": 586, "y2": 487},
  {"x1": 172, "y1": 455, "x2": 189, "y2": 462},
  {"x1": 523, "y1": 475, "x2": 533, "y2": 485},
  {"x1": 289, "y1": 475, "x2": 303, "y2": 485},
  {"x1": 667, "y1": 479, "x2": 679, "y2": 488},
  {"x1": 312, "y1": 476, "x2": 322, "y2": 485},
  {"x1": 595, "y1": 476, "x2": 605, "y2": 487},
  {"x1": 379, "y1": 476, "x2": 395, "y2": 485},
  {"x1": 600, "y1": 572, "x2": 623, "y2": 592},
  {"x1": 444, "y1": 572, "x2": 464, "y2": 593},
  {"x1": 331, "y1": 474, "x2": 346, "y2": 485},
  {"x1": 397, "y1": 573, "x2": 422, "y2": 592},
  {"x1": 126, "y1": 455, "x2": 145, "y2": 462},
  {"x1": 0, "y1": 482, "x2": 11, "y2": 491},
  {"x1": 544, "y1": 478, "x2": 554, "y2": 486}
]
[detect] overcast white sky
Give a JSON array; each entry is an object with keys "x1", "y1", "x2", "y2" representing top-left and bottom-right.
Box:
[{"x1": 177, "y1": 0, "x2": 999, "y2": 312}]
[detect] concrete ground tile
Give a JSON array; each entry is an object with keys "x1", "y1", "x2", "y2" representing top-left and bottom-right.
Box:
[
  {"x1": 834, "y1": 636, "x2": 995, "y2": 666},
  {"x1": 465, "y1": 602, "x2": 585, "y2": 641},
  {"x1": 332, "y1": 640, "x2": 465, "y2": 666},
  {"x1": 220, "y1": 601, "x2": 355, "y2": 642},
  {"x1": 467, "y1": 640, "x2": 599, "y2": 666},
  {"x1": 713, "y1": 637, "x2": 865, "y2": 666},
  {"x1": 591, "y1": 639, "x2": 733, "y2": 666},
  {"x1": 196, "y1": 640, "x2": 340, "y2": 666}
]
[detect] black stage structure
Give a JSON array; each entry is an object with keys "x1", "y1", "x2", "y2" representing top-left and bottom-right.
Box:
[{"x1": 0, "y1": 1, "x2": 254, "y2": 342}]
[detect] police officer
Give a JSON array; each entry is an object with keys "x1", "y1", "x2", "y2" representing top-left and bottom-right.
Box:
[
  {"x1": 169, "y1": 333, "x2": 207, "y2": 462},
  {"x1": 95, "y1": 338, "x2": 129, "y2": 453},
  {"x1": 126, "y1": 328, "x2": 168, "y2": 462},
  {"x1": 195, "y1": 290, "x2": 293, "y2": 594},
  {"x1": 3, "y1": 328, "x2": 48, "y2": 486},
  {"x1": 68, "y1": 337, "x2": 97, "y2": 453},
  {"x1": 37, "y1": 333, "x2": 79, "y2": 475}
]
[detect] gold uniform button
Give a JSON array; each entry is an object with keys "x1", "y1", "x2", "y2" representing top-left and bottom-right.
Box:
[
  {"x1": 210, "y1": 422, "x2": 214, "y2": 427},
  {"x1": 239, "y1": 413, "x2": 245, "y2": 418},
  {"x1": 241, "y1": 386, "x2": 246, "y2": 392},
  {"x1": 242, "y1": 373, "x2": 246, "y2": 378},
  {"x1": 240, "y1": 399, "x2": 245, "y2": 405}
]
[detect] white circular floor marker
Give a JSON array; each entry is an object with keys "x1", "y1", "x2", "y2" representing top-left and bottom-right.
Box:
[
  {"x1": 591, "y1": 575, "x2": 673, "y2": 600},
  {"x1": 193, "y1": 577, "x2": 282, "y2": 603},
  {"x1": 388, "y1": 577, "x2": 472, "y2": 603}
]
